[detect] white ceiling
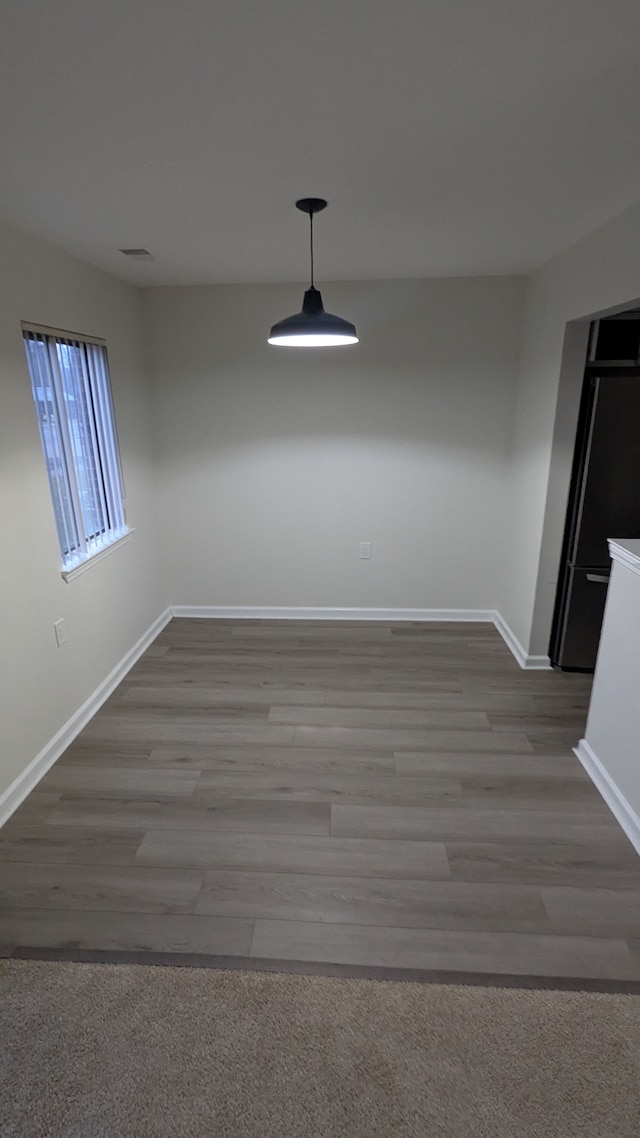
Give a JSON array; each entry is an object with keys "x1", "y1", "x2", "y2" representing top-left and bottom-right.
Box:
[{"x1": 2, "y1": 0, "x2": 640, "y2": 285}]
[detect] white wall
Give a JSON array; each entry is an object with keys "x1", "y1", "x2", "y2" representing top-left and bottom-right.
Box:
[
  {"x1": 0, "y1": 221, "x2": 162, "y2": 802},
  {"x1": 581, "y1": 549, "x2": 640, "y2": 846},
  {"x1": 143, "y1": 277, "x2": 525, "y2": 612},
  {"x1": 504, "y1": 199, "x2": 640, "y2": 656}
]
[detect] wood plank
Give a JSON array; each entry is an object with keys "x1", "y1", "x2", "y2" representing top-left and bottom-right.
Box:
[
  {"x1": 121, "y1": 685, "x2": 327, "y2": 707},
  {"x1": 135, "y1": 830, "x2": 451, "y2": 879},
  {"x1": 0, "y1": 909, "x2": 253, "y2": 954},
  {"x1": 487, "y1": 713, "x2": 587, "y2": 732},
  {"x1": 118, "y1": 692, "x2": 271, "y2": 719},
  {"x1": 331, "y1": 804, "x2": 622, "y2": 842},
  {"x1": 292, "y1": 726, "x2": 534, "y2": 752},
  {"x1": 159, "y1": 650, "x2": 345, "y2": 667},
  {"x1": 458, "y1": 774, "x2": 608, "y2": 813},
  {"x1": 262, "y1": 671, "x2": 465, "y2": 692},
  {"x1": 249, "y1": 920, "x2": 640, "y2": 979},
  {"x1": 446, "y1": 840, "x2": 640, "y2": 888},
  {"x1": 322, "y1": 690, "x2": 538, "y2": 712},
  {"x1": 79, "y1": 716, "x2": 295, "y2": 747},
  {"x1": 146, "y1": 744, "x2": 396, "y2": 773},
  {"x1": 393, "y1": 751, "x2": 586, "y2": 778},
  {"x1": 0, "y1": 862, "x2": 203, "y2": 914},
  {"x1": 194, "y1": 770, "x2": 465, "y2": 806},
  {"x1": 268, "y1": 706, "x2": 490, "y2": 729},
  {"x1": 0, "y1": 825, "x2": 144, "y2": 865},
  {"x1": 541, "y1": 886, "x2": 640, "y2": 936},
  {"x1": 230, "y1": 624, "x2": 393, "y2": 640},
  {"x1": 55, "y1": 746, "x2": 153, "y2": 768},
  {"x1": 196, "y1": 871, "x2": 550, "y2": 932},
  {"x1": 39, "y1": 766, "x2": 199, "y2": 798},
  {"x1": 46, "y1": 796, "x2": 331, "y2": 835},
  {"x1": 7, "y1": 793, "x2": 61, "y2": 824}
]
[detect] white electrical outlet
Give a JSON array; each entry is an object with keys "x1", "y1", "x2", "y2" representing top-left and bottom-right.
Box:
[
  {"x1": 54, "y1": 618, "x2": 67, "y2": 647},
  {"x1": 359, "y1": 541, "x2": 372, "y2": 559}
]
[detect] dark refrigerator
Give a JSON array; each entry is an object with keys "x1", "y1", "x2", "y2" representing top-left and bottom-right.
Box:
[{"x1": 550, "y1": 373, "x2": 640, "y2": 670}]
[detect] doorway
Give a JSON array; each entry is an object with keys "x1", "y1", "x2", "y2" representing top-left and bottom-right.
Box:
[{"x1": 548, "y1": 311, "x2": 640, "y2": 670}]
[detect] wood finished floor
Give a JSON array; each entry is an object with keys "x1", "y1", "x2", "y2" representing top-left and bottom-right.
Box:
[{"x1": 2, "y1": 618, "x2": 640, "y2": 980}]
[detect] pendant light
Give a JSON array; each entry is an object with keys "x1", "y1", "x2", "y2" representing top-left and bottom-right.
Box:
[{"x1": 268, "y1": 198, "x2": 359, "y2": 347}]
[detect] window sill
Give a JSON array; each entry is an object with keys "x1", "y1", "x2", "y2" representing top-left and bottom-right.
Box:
[{"x1": 61, "y1": 529, "x2": 134, "y2": 582}]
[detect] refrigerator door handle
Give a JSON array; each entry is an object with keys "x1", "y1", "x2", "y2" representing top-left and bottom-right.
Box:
[{"x1": 586, "y1": 573, "x2": 610, "y2": 583}]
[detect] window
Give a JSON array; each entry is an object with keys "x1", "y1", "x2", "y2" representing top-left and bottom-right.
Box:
[{"x1": 22, "y1": 324, "x2": 128, "y2": 578}]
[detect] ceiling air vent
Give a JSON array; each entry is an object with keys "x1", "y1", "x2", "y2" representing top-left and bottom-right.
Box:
[{"x1": 119, "y1": 248, "x2": 155, "y2": 261}]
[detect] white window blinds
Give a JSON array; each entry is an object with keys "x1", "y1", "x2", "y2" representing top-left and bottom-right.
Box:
[{"x1": 23, "y1": 326, "x2": 128, "y2": 574}]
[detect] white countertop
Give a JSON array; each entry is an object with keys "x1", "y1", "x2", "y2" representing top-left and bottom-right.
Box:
[{"x1": 608, "y1": 539, "x2": 640, "y2": 577}]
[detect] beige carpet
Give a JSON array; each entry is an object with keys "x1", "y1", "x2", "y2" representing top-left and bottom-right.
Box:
[{"x1": 1, "y1": 961, "x2": 639, "y2": 1137}]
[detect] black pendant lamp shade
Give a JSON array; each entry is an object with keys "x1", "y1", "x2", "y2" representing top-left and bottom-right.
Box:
[
  {"x1": 268, "y1": 199, "x2": 359, "y2": 347},
  {"x1": 269, "y1": 285, "x2": 358, "y2": 347}
]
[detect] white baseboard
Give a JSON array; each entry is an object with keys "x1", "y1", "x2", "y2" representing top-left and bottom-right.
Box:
[
  {"x1": 0, "y1": 607, "x2": 172, "y2": 829},
  {"x1": 170, "y1": 605, "x2": 497, "y2": 623},
  {"x1": 492, "y1": 611, "x2": 551, "y2": 670},
  {"x1": 574, "y1": 739, "x2": 640, "y2": 857},
  {"x1": 171, "y1": 605, "x2": 551, "y2": 670}
]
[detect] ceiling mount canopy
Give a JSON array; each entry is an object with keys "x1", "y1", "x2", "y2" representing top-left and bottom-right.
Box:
[{"x1": 268, "y1": 198, "x2": 359, "y2": 348}]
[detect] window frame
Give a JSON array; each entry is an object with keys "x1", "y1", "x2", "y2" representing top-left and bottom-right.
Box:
[{"x1": 22, "y1": 322, "x2": 131, "y2": 581}]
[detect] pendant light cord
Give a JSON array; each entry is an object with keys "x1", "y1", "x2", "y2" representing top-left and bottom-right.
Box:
[{"x1": 309, "y1": 211, "x2": 314, "y2": 288}]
